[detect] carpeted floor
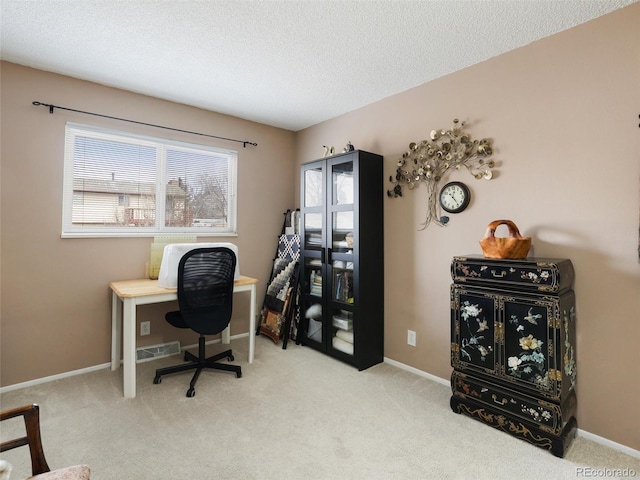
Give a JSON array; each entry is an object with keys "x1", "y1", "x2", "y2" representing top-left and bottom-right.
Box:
[{"x1": 1, "y1": 335, "x2": 639, "y2": 480}]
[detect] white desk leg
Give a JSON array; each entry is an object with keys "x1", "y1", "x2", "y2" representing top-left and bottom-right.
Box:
[
  {"x1": 122, "y1": 298, "x2": 137, "y2": 398},
  {"x1": 221, "y1": 325, "x2": 231, "y2": 344},
  {"x1": 111, "y1": 292, "x2": 122, "y2": 371},
  {"x1": 249, "y1": 284, "x2": 256, "y2": 364}
]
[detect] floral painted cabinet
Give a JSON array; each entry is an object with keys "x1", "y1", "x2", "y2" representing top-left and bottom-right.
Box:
[{"x1": 449, "y1": 256, "x2": 577, "y2": 457}]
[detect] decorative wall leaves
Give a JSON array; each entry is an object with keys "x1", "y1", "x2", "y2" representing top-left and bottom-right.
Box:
[{"x1": 387, "y1": 119, "x2": 497, "y2": 229}]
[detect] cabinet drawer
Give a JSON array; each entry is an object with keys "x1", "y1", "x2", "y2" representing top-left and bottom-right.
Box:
[
  {"x1": 452, "y1": 256, "x2": 574, "y2": 293},
  {"x1": 451, "y1": 371, "x2": 575, "y2": 436}
]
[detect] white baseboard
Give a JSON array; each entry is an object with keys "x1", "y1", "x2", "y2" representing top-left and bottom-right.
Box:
[
  {"x1": 383, "y1": 356, "x2": 450, "y2": 387},
  {"x1": 0, "y1": 333, "x2": 250, "y2": 394},
  {"x1": 578, "y1": 430, "x2": 640, "y2": 460},
  {"x1": 182, "y1": 332, "x2": 249, "y2": 352},
  {"x1": 0, "y1": 362, "x2": 112, "y2": 393},
  {"x1": 383, "y1": 356, "x2": 640, "y2": 460}
]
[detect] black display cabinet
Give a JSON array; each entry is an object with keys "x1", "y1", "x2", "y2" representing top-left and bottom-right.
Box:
[{"x1": 298, "y1": 150, "x2": 383, "y2": 370}]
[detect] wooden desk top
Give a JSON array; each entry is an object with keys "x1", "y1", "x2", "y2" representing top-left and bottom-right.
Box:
[{"x1": 110, "y1": 275, "x2": 258, "y2": 298}]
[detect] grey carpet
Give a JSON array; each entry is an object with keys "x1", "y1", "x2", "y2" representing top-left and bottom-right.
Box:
[{"x1": 1, "y1": 336, "x2": 638, "y2": 479}]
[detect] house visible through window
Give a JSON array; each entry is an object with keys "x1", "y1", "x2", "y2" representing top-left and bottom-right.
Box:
[
  {"x1": 62, "y1": 123, "x2": 237, "y2": 237},
  {"x1": 118, "y1": 194, "x2": 130, "y2": 207}
]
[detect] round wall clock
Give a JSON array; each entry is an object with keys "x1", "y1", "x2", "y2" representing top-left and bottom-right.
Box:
[{"x1": 439, "y1": 181, "x2": 471, "y2": 214}]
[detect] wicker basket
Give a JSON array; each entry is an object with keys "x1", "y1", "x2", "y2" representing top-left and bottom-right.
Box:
[{"x1": 479, "y1": 220, "x2": 531, "y2": 259}]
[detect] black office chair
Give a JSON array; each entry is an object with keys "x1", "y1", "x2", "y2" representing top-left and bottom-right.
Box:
[{"x1": 153, "y1": 247, "x2": 242, "y2": 397}]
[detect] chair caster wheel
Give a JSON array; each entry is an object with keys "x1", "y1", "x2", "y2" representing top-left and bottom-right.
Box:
[
  {"x1": 228, "y1": 354, "x2": 235, "y2": 361},
  {"x1": 153, "y1": 376, "x2": 161, "y2": 384},
  {"x1": 186, "y1": 388, "x2": 195, "y2": 397}
]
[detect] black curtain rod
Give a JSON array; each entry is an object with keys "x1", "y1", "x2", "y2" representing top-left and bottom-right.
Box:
[{"x1": 31, "y1": 101, "x2": 258, "y2": 148}]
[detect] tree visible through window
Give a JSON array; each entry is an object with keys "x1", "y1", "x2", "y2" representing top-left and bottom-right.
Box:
[{"x1": 62, "y1": 123, "x2": 237, "y2": 237}]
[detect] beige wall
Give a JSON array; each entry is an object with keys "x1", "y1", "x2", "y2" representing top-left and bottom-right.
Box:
[
  {"x1": 295, "y1": 5, "x2": 639, "y2": 450},
  {"x1": 0, "y1": 62, "x2": 295, "y2": 385},
  {"x1": 1, "y1": 3, "x2": 639, "y2": 452}
]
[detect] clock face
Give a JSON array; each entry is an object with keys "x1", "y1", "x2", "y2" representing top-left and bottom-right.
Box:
[{"x1": 439, "y1": 182, "x2": 471, "y2": 214}]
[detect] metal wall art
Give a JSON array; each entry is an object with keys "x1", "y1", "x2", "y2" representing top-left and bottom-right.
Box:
[{"x1": 387, "y1": 119, "x2": 497, "y2": 229}]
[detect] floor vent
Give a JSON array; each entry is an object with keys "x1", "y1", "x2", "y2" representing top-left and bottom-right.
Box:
[{"x1": 136, "y1": 341, "x2": 181, "y2": 363}]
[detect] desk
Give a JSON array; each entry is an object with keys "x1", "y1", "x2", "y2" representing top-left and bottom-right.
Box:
[{"x1": 110, "y1": 275, "x2": 258, "y2": 398}]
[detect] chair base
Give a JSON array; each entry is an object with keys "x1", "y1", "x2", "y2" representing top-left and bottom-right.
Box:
[{"x1": 153, "y1": 336, "x2": 241, "y2": 397}]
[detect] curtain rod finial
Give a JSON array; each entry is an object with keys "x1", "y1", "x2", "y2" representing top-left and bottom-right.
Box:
[{"x1": 31, "y1": 101, "x2": 54, "y2": 113}]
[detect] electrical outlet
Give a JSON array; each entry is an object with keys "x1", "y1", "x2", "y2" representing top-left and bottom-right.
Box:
[
  {"x1": 407, "y1": 330, "x2": 416, "y2": 347},
  {"x1": 140, "y1": 321, "x2": 151, "y2": 336}
]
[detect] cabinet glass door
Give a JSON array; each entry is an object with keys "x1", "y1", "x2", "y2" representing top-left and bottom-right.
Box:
[
  {"x1": 304, "y1": 166, "x2": 324, "y2": 207},
  {"x1": 331, "y1": 211, "x2": 354, "y2": 253},
  {"x1": 329, "y1": 160, "x2": 354, "y2": 256},
  {"x1": 301, "y1": 161, "x2": 326, "y2": 349},
  {"x1": 303, "y1": 265, "x2": 324, "y2": 346},
  {"x1": 328, "y1": 159, "x2": 355, "y2": 357},
  {"x1": 331, "y1": 258, "x2": 354, "y2": 304},
  {"x1": 329, "y1": 258, "x2": 354, "y2": 357},
  {"x1": 330, "y1": 303, "x2": 354, "y2": 356},
  {"x1": 331, "y1": 160, "x2": 354, "y2": 205},
  {"x1": 304, "y1": 213, "x2": 323, "y2": 250},
  {"x1": 302, "y1": 163, "x2": 324, "y2": 251}
]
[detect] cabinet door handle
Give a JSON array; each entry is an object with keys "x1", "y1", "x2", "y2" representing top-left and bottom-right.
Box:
[
  {"x1": 491, "y1": 270, "x2": 506, "y2": 278},
  {"x1": 327, "y1": 247, "x2": 332, "y2": 263},
  {"x1": 492, "y1": 394, "x2": 508, "y2": 406}
]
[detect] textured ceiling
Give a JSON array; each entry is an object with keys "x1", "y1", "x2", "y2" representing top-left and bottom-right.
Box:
[{"x1": 1, "y1": 0, "x2": 635, "y2": 131}]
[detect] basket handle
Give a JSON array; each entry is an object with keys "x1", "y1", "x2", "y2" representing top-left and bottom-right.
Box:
[{"x1": 483, "y1": 220, "x2": 525, "y2": 239}]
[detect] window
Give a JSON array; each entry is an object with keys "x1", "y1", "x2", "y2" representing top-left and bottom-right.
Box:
[{"x1": 62, "y1": 123, "x2": 237, "y2": 237}]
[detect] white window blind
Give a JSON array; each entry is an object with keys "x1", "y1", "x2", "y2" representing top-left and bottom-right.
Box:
[{"x1": 62, "y1": 123, "x2": 237, "y2": 237}]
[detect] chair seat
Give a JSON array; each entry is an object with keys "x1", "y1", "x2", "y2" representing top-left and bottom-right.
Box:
[
  {"x1": 166, "y1": 309, "x2": 231, "y2": 336},
  {"x1": 165, "y1": 310, "x2": 188, "y2": 329},
  {"x1": 29, "y1": 465, "x2": 91, "y2": 480}
]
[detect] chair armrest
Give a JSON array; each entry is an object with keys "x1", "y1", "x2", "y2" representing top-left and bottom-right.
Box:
[{"x1": 0, "y1": 404, "x2": 51, "y2": 475}]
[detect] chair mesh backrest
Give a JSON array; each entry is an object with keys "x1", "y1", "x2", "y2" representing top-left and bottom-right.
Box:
[{"x1": 177, "y1": 247, "x2": 236, "y2": 335}]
